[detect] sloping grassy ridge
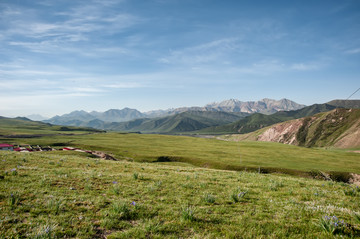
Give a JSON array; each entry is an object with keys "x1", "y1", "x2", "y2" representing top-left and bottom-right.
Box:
[
  {"x1": 224, "y1": 108, "x2": 360, "y2": 149},
  {"x1": 297, "y1": 108, "x2": 360, "y2": 148}
]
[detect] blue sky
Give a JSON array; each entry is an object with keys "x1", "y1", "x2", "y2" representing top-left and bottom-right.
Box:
[{"x1": 0, "y1": 0, "x2": 359, "y2": 117}]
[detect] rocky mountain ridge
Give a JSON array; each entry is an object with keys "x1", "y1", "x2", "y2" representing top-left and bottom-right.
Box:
[{"x1": 205, "y1": 98, "x2": 305, "y2": 114}]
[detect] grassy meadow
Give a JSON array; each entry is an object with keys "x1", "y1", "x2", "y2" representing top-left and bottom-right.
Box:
[
  {"x1": 4, "y1": 132, "x2": 360, "y2": 175},
  {"x1": 1, "y1": 150, "x2": 360, "y2": 238}
]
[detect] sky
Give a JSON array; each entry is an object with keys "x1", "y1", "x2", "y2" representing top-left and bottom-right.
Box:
[{"x1": 0, "y1": 0, "x2": 360, "y2": 117}]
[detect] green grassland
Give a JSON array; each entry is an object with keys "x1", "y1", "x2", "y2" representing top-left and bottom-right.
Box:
[
  {"x1": 3, "y1": 133, "x2": 360, "y2": 175},
  {"x1": 1, "y1": 150, "x2": 360, "y2": 238},
  {"x1": 1, "y1": 115, "x2": 360, "y2": 238}
]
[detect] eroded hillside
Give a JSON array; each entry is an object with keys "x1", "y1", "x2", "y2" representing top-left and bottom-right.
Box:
[{"x1": 226, "y1": 108, "x2": 360, "y2": 149}]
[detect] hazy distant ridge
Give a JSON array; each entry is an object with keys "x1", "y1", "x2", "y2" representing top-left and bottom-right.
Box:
[{"x1": 45, "y1": 108, "x2": 145, "y2": 125}]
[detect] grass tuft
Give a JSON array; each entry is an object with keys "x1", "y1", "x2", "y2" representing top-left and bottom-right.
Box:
[
  {"x1": 8, "y1": 192, "x2": 20, "y2": 208},
  {"x1": 181, "y1": 205, "x2": 196, "y2": 222},
  {"x1": 10, "y1": 168, "x2": 18, "y2": 176},
  {"x1": 202, "y1": 193, "x2": 216, "y2": 204},
  {"x1": 47, "y1": 198, "x2": 63, "y2": 215},
  {"x1": 354, "y1": 213, "x2": 360, "y2": 224},
  {"x1": 230, "y1": 190, "x2": 247, "y2": 203},
  {"x1": 318, "y1": 215, "x2": 347, "y2": 235},
  {"x1": 33, "y1": 223, "x2": 57, "y2": 239},
  {"x1": 110, "y1": 202, "x2": 133, "y2": 220}
]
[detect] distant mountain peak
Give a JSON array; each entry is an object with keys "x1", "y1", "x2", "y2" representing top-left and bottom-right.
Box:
[
  {"x1": 25, "y1": 114, "x2": 48, "y2": 121},
  {"x1": 204, "y1": 98, "x2": 305, "y2": 114}
]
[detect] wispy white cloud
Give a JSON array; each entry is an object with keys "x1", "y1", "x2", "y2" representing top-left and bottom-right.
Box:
[
  {"x1": 0, "y1": 1, "x2": 140, "y2": 55},
  {"x1": 104, "y1": 82, "x2": 144, "y2": 89},
  {"x1": 241, "y1": 59, "x2": 324, "y2": 75},
  {"x1": 159, "y1": 38, "x2": 240, "y2": 65},
  {"x1": 0, "y1": 66, "x2": 78, "y2": 78},
  {"x1": 345, "y1": 48, "x2": 360, "y2": 55},
  {"x1": 65, "y1": 87, "x2": 105, "y2": 93},
  {"x1": 186, "y1": 58, "x2": 325, "y2": 78},
  {"x1": 91, "y1": 0, "x2": 125, "y2": 6},
  {"x1": 290, "y1": 62, "x2": 323, "y2": 71},
  {"x1": 8, "y1": 40, "x2": 130, "y2": 57},
  {"x1": 0, "y1": 66, "x2": 147, "y2": 99}
]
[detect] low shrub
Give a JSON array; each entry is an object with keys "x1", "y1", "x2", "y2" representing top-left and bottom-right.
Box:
[
  {"x1": 156, "y1": 156, "x2": 172, "y2": 162},
  {"x1": 258, "y1": 167, "x2": 269, "y2": 174}
]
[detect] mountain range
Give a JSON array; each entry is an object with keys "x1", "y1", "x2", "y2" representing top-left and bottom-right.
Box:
[
  {"x1": 44, "y1": 98, "x2": 305, "y2": 126},
  {"x1": 41, "y1": 99, "x2": 360, "y2": 135},
  {"x1": 141, "y1": 98, "x2": 306, "y2": 117},
  {"x1": 46, "y1": 108, "x2": 144, "y2": 125}
]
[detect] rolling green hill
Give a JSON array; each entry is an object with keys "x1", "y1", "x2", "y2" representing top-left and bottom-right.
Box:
[
  {"x1": 106, "y1": 111, "x2": 249, "y2": 133},
  {"x1": 0, "y1": 116, "x2": 104, "y2": 136},
  {"x1": 197, "y1": 104, "x2": 337, "y2": 134}
]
